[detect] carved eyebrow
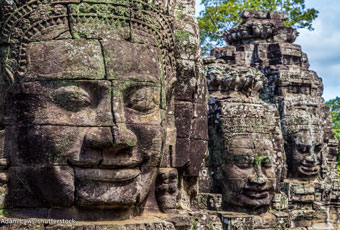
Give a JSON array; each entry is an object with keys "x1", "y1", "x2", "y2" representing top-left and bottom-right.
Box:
[
  {"x1": 227, "y1": 155, "x2": 273, "y2": 165},
  {"x1": 124, "y1": 78, "x2": 160, "y2": 84},
  {"x1": 51, "y1": 86, "x2": 92, "y2": 112},
  {"x1": 53, "y1": 85, "x2": 91, "y2": 98},
  {"x1": 226, "y1": 155, "x2": 252, "y2": 163},
  {"x1": 119, "y1": 82, "x2": 162, "y2": 98},
  {"x1": 123, "y1": 81, "x2": 161, "y2": 87}
]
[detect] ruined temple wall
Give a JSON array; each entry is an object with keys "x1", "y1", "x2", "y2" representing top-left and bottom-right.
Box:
[{"x1": 163, "y1": 0, "x2": 209, "y2": 211}]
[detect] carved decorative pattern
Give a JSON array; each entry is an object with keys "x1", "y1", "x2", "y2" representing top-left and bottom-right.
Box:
[{"x1": 0, "y1": 0, "x2": 176, "y2": 86}]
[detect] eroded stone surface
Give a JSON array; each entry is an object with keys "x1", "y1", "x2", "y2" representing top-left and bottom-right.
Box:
[
  {"x1": 0, "y1": 3, "x2": 339, "y2": 229},
  {"x1": 0, "y1": 0, "x2": 207, "y2": 222},
  {"x1": 206, "y1": 63, "x2": 285, "y2": 215},
  {"x1": 156, "y1": 168, "x2": 178, "y2": 213}
]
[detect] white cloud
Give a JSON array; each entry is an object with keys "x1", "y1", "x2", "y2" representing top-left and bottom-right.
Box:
[
  {"x1": 195, "y1": 1, "x2": 205, "y2": 16},
  {"x1": 296, "y1": 0, "x2": 340, "y2": 101}
]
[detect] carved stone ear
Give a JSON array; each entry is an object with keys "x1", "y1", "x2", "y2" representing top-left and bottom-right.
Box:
[{"x1": 155, "y1": 168, "x2": 178, "y2": 213}]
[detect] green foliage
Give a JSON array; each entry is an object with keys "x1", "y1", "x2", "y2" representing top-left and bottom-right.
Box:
[
  {"x1": 326, "y1": 97, "x2": 340, "y2": 141},
  {"x1": 325, "y1": 97, "x2": 340, "y2": 180},
  {"x1": 197, "y1": 0, "x2": 319, "y2": 55},
  {"x1": 0, "y1": 209, "x2": 8, "y2": 216}
]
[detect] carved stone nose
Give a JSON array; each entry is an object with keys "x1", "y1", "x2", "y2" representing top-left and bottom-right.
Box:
[
  {"x1": 84, "y1": 125, "x2": 137, "y2": 149},
  {"x1": 305, "y1": 154, "x2": 317, "y2": 164},
  {"x1": 84, "y1": 127, "x2": 114, "y2": 149},
  {"x1": 112, "y1": 125, "x2": 137, "y2": 148},
  {"x1": 249, "y1": 176, "x2": 266, "y2": 185}
]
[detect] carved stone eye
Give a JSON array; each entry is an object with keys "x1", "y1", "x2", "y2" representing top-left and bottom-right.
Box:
[
  {"x1": 262, "y1": 158, "x2": 272, "y2": 168},
  {"x1": 314, "y1": 144, "x2": 323, "y2": 153},
  {"x1": 125, "y1": 86, "x2": 159, "y2": 113},
  {"x1": 236, "y1": 163, "x2": 252, "y2": 169},
  {"x1": 51, "y1": 86, "x2": 91, "y2": 112},
  {"x1": 297, "y1": 144, "x2": 310, "y2": 154}
]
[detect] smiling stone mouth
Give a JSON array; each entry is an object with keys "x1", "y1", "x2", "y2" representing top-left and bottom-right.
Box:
[
  {"x1": 243, "y1": 190, "x2": 269, "y2": 199},
  {"x1": 299, "y1": 165, "x2": 319, "y2": 175},
  {"x1": 75, "y1": 168, "x2": 141, "y2": 182}
]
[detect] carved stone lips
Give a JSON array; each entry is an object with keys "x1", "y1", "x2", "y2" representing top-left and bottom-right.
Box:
[
  {"x1": 299, "y1": 164, "x2": 319, "y2": 175},
  {"x1": 243, "y1": 189, "x2": 269, "y2": 199},
  {"x1": 75, "y1": 168, "x2": 141, "y2": 182}
]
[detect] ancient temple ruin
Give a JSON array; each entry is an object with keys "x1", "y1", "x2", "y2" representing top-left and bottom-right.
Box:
[
  {"x1": 205, "y1": 10, "x2": 340, "y2": 229},
  {"x1": 0, "y1": 0, "x2": 339, "y2": 228}
]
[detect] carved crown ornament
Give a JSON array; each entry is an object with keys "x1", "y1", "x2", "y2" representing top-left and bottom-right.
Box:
[{"x1": 0, "y1": 0, "x2": 176, "y2": 86}]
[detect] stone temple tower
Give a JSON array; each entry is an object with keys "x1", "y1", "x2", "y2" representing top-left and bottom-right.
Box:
[{"x1": 205, "y1": 10, "x2": 340, "y2": 229}]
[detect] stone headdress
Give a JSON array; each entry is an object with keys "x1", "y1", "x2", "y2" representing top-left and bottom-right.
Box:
[{"x1": 0, "y1": 0, "x2": 176, "y2": 88}]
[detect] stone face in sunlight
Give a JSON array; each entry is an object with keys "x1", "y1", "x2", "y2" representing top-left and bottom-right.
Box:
[
  {"x1": 2, "y1": 12, "x2": 170, "y2": 221},
  {"x1": 0, "y1": 0, "x2": 207, "y2": 223}
]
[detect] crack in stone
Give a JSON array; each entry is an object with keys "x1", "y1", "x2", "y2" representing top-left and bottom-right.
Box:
[
  {"x1": 65, "y1": 4, "x2": 75, "y2": 40},
  {"x1": 98, "y1": 39, "x2": 108, "y2": 80}
]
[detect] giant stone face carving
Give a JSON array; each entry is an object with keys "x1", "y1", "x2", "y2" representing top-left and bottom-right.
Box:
[
  {"x1": 222, "y1": 135, "x2": 277, "y2": 213},
  {"x1": 284, "y1": 110, "x2": 325, "y2": 180},
  {"x1": 206, "y1": 64, "x2": 285, "y2": 214},
  {"x1": 289, "y1": 129, "x2": 323, "y2": 178},
  {"x1": 0, "y1": 0, "x2": 176, "y2": 220}
]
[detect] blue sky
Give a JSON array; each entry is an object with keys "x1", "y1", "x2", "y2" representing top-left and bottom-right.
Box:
[{"x1": 195, "y1": 0, "x2": 340, "y2": 101}]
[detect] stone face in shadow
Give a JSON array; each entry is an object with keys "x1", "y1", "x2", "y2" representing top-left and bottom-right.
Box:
[{"x1": 221, "y1": 134, "x2": 277, "y2": 213}]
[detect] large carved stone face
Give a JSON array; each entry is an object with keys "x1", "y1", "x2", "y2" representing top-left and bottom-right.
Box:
[
  {"x1": 221, "y1": 135, "x2": 277, "y2": 213},
  {"x1": 5, "y1": 38, "x2": 169, "y2": 218},
  {"x1": 287, "y1": 128, "x2": 323, "y2": 179}
]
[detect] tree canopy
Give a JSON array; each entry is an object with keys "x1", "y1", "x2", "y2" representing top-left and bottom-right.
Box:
[
  {"x1": 326, "y1": 97, "x2": 340, "y2": 144},
  {"x1": 326, "y1": 97, "x2": 340, "y2": 180},
  {"x1": 197, "y1": 0, "x2": 319, "y2": 55}
]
